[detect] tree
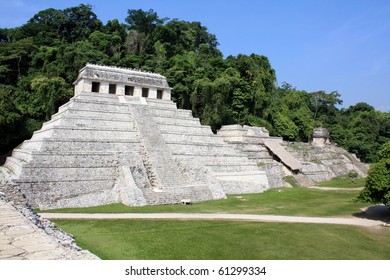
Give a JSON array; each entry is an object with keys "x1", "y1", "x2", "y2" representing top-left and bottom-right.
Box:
[
  {"x1": 16, "y1": 76, "x2": 72, "y2": 121},
  {"x1": 330, "y1": 103, "x2": 389, "y2": 163},
  {"x1": 0, "y1": 85, "x2": 21, "y2": 152},
  {"x1": 18, "y1": 8, "x2": 65, "y2": 45},
  {"x1": 272, "y1": 112, "x2": 299, "y2": 141},
  {"x1": 357, "y1": 142, "x2": 390, "y2": 206},
  {"x1": 125, "y1": 9, "x2": 165, "y2": 55},
  {"x1": 309, "y1": 90, "x2": 342, "y2": 121},
  {"x1": 0, "y1": 38, "x2": 35, "y2": 84},
  {"x1": 61, "y1": 4, "x2": 102, "y2": 43}
]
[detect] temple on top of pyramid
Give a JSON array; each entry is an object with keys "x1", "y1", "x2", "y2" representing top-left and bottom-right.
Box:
[
  {"x1": 74, "y1": 63, "x2": 172, "y2": 100},
  {"x1": 0, "y1": 64, "x2": 270, "y2": 209},
  {"x1": 0, "y1": 64, "x2": 367, "y2": 210}
]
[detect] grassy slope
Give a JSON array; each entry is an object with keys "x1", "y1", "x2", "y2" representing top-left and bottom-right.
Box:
[
  {"x1": 41, "y1": 187, "x2": 370, "y2": 217},
  {"x1": 47, "y1": 179, "x2": 390, "y2": 260},
  {"x1": 54, "y1": 219, "x2": 390, "y2": 260},
  {"x1": 316, "y1": 177, "x2": 366, "y2": 188}
]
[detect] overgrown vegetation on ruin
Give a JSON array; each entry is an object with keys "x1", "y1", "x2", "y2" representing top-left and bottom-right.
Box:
[{"x1": 0, "y1": 5, "x2": 389, "y2": 163}]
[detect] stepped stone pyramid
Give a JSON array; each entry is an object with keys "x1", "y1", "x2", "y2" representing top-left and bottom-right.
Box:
[
  {"x1": 218, "y1": 125, "x2": 368, "y2": 186},
  {"x1": 1, "y1": 64, "x2": 269, "y2": 209}
]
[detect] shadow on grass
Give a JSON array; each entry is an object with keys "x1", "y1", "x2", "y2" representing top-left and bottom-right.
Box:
[{"x1": 354, "y1": 205, "x2": 390, "y2": 224}]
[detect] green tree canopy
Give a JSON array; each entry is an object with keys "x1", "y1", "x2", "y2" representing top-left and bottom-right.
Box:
[
  {"x1": 357, "y1": 142, "x2": 390, "y2": 206},
  {"x1": 0, "y1": 5, "x2": 388, "y2": 165}
]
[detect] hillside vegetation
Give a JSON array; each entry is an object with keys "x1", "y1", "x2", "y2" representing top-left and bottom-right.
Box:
[{"x1": 1, "y1": 4, "x2": 389, "y2": 162}]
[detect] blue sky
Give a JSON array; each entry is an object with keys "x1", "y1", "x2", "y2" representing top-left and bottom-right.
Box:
[{"x1": 1, "y1": 0, "x2": 389, "y2": 112}]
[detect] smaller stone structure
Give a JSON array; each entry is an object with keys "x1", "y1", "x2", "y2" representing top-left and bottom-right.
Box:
[
  {"x1": 311, "y1": 127, "x2": 330, "y2": 147},
  {"x1": 218, "y1": 124, "x2": 368, "y2": 186}
]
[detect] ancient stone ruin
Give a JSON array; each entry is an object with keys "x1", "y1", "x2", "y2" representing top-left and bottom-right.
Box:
[
  {"x1": 0, "y1": 64, "x2": 268, "y2": 209},
  {"x1": 311, "y1": 127, "x2": 330, "y2": 147},
  {"x1": 217, "y1": 125, "x2": 368, "y2": 186},
  {"x1": 0, "y1": 64, "x2": 368, "y2": 209}
]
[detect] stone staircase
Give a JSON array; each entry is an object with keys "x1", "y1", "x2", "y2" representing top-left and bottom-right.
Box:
[
  {"x1": 129, "y1": 102, "x2": 191, "y2": 189},
  {"x1": 146, "y1": 100, "x2": 269, "y2": 194}
]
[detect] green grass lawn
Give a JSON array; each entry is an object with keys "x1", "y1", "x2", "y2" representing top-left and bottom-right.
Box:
[
  {"x1": 54, "y1": 219, "x2": 390, "y2": 260},
  {"x1": 316, "y1": 177, "x2": 366, "y2": 188},
  {"x1": 41, "y1": 187, "x2": 370, "y2": 217},
  {"x1": 47, "y1": 178, "x2": 390, "y2": 260}
]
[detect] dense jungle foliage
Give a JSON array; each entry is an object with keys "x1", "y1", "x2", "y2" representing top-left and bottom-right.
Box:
[{"x1": 0, "y1": 5, "x2": 389, "y2": 163}]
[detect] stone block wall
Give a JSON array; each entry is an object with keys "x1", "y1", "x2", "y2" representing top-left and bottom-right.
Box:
[{"x1": 0, "y1": 65, "x2": 271, "y2": 209}]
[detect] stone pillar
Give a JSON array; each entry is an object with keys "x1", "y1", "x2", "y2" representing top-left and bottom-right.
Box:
[
  {"x1": 75, "y1": 79, "x2": 92, "y2": 95},
  {"x1": 163, "y1": 89, "x2": 171, "y2": 100},
  {"x1": 149, "y1": 88, "x2": 157, "y2": 99},
  {"x1": 100, "y1": 82, "x2": 109, "y2": 94},
  {"x1": 117, "y1": 84, "x2": 125, "y2": 95},
  {"x1": 83, "y1": 80, "x2": 92, "y2": 93},
  {"x1": 133, "y1": 86, "x2": 142, "y2": 97}
]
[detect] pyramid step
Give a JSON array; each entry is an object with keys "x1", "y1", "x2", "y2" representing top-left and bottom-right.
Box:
[
  {"x1": 159, "y1": 124, "x2": 212, "y2": 134},
  {"x1": 173, "y1": 154, "x2": 250, "y2": 165},
  {"x1": 76, "y1": 92, "x2": 122, "y2": 103},
  {"x1": 11, "y1": 149, "x2": 35, "y2": 163},
  {"x1": 214, "y1": 171, "x2": 269, "y2": 194},
  {"x1": 15, "y1": 179, "x2": 117, "y2": 210},
  {"x1": 161, "y1": 133, "x2": 225, "y2": 144},
  {"x1": 171, "y1": 151, "x2": 248, "y2": 158},
  {"x1": 240, "y1": 145, "x2": 269, "y2": 152},
  {"x1": 52, "y1": 108, "x2": 132, "y2": 121},
  {"x1": 11, "y1": 150, "x2": 118, "y2": 167},
  {"x1": 16, "y1": 166, "x2": 117, "y2": 181},
  {"x1": 58, "y1": 99, "x2": 129, "y2": 114},
  {"x1": 43, "y1": 115, "x2": 134, "y2": 130},
  {"x1": 149, "y1": 107, "x2": 193, "y2": 118},
  {"x1": 3, "y1": 157, "x2": 25, "y2": 176},
  {"x1": 33, "y1": 126, "x2": 137, "y2": 140},
  {"x1": 142, "y1": 184, "x2": 215, "y2": 205},
  {"x1": 145, "y1": 99, "x2": 178, "y2": 109},
  {"x1": 246, "y1": 151, "x2": 274, "y2": 159},
  {"x1": 22, "y1": 138, "x2": 140, "y2": 152},
  {"x1": 165, "y1": 142, "x2": 240, "y2": 155},
  {"x1": 154, "y1": 116, "x2": 201, "y2": 126},
  {"x1": 206, "y1": 161, "x2": 260, "y2": 171}
]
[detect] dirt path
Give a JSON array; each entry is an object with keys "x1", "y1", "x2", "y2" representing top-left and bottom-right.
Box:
[{"x1": 39, "y1": 212, "x2": 386, "y2": 227}]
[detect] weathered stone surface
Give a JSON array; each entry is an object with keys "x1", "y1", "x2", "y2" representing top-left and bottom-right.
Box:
[
  {"x1": 1, "y1": 64, "x2": 269, "y2": 209},
  {"x1": 311, "y1": 127, "x2": 330, "y2": 147},
  {"x1": 218, "y1": 125, "x2": 368, "y2": 187},
  {"x1": 284, "y1": 142, "x2": 368, "y2": 182},
  {"x1": 0, "y1": 189, "x2": 99, "y2": 260}
]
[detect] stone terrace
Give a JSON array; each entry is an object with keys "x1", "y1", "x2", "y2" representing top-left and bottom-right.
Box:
[{"x1": 0, "y1": 64, "x2": 269, "y2": 210}]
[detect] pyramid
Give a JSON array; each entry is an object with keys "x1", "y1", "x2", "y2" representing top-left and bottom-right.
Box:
[
  {"x1": 1, "y1": 64, "x2": 269, "y2": 209},
  {"x1": 218, "y1": 125, "x2": 368, "y2": 186}
]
